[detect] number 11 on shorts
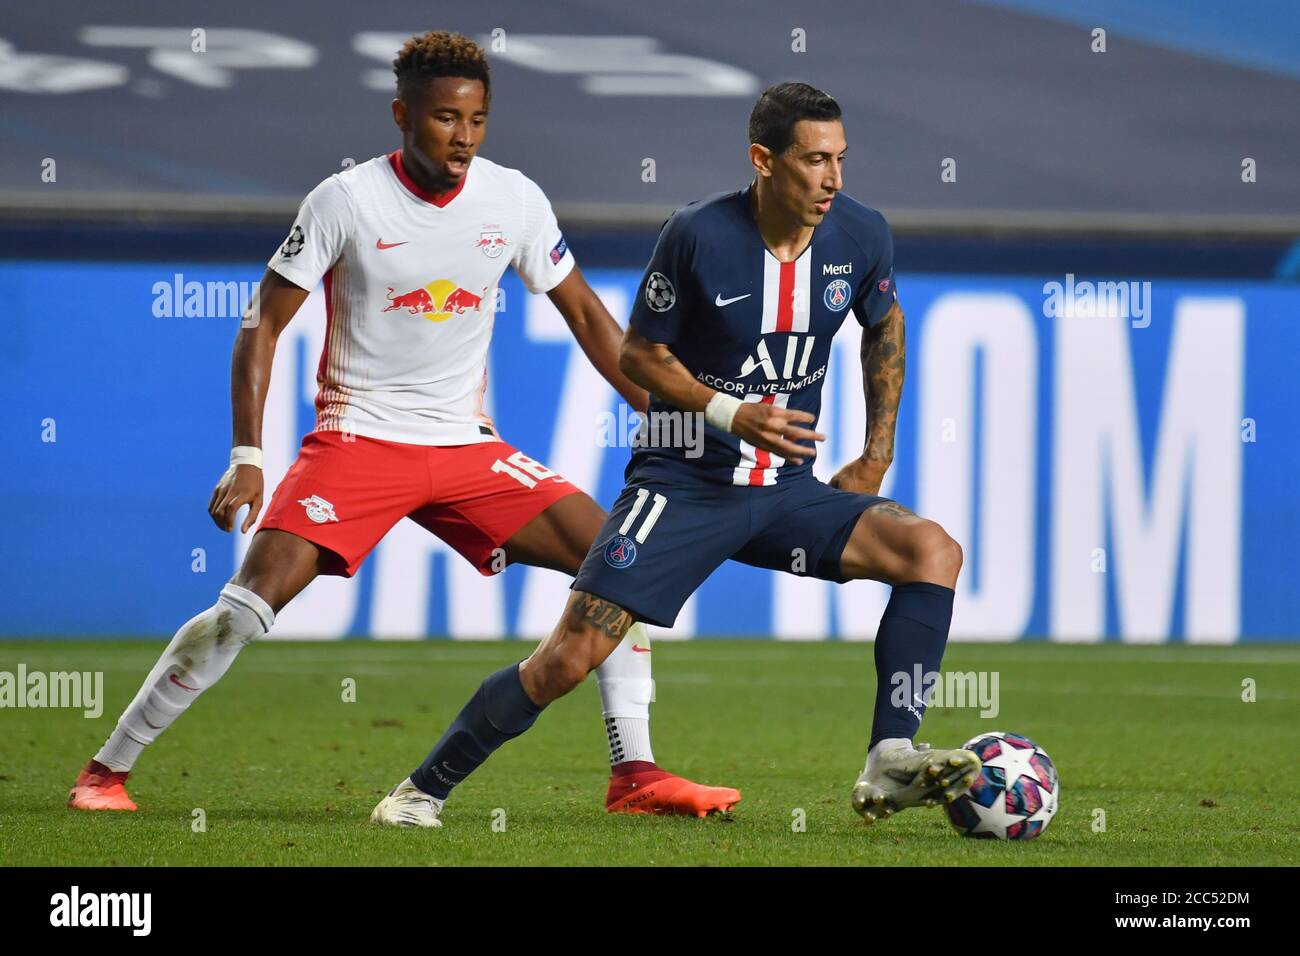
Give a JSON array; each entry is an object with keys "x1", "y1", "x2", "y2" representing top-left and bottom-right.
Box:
[{"x1": 619, "y1": 489, "x2": 667, "y2": 543}]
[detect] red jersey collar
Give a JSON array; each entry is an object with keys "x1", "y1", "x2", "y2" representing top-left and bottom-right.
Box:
[{"x1": 387, "y1": 150, "x2": 467, "y2": 207}]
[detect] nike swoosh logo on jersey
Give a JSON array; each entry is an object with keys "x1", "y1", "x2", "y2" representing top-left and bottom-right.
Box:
[
  {"x1": 715, "y1": 293, "x2": 751, "y2": 307},
  {"x1": 375, "y1": 238, "x2": 408, "y2": 250},
  {"x1": 631, "y1": 644, "x2": 651, "y2": 653}
]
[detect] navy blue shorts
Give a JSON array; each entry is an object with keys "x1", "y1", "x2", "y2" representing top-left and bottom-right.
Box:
[{"x1": 573, "y1": 459, "x2": 889, "y2": 627}]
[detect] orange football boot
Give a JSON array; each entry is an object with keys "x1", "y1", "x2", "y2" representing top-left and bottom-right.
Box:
[
  {"x1": 67, "y1": 759, "x2": 138, "y2": 811},
  {"x1": 605, "y1": 761, "x2": 741, "y2": 817}
]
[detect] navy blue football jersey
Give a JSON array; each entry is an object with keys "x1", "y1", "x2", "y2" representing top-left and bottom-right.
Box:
[{"x1": 629, "y1": 183, "x2": 897, "y2": 485}]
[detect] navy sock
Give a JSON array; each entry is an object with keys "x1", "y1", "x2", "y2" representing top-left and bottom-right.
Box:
[
  {"x1": 870, "y1": 582, "x2": 955, "y2": 749},
  {"x1": 410, "y1": 662, "x2": 542, "y2": 800}
]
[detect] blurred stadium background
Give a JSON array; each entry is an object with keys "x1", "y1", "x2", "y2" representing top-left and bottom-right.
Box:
[{"x1": 3, "y1": 0, "x2": 1298, "y2": 642}]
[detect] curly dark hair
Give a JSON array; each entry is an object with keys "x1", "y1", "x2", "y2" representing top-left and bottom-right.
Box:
[
  {"x1": 748, "y1": 82, "x2": 841, "y2": 155},
  {"x1": 393, "y1": 31, "x2": 491, "y2": 104}
]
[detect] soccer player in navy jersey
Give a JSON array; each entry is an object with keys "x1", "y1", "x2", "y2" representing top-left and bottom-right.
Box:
[{"x1": 374, "y1": 82, "x2": 979, "y2": 827}]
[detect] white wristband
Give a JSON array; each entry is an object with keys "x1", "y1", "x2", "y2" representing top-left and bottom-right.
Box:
[
  {"x1": 230, "y1": 446, "x2": 263, "y2": 469},
  {"x1": 704, "y1": 392, "x2": 743, "y2": 433}
]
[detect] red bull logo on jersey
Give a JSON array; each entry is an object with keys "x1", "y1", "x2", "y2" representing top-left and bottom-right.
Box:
[
  {"x1": 475, "y1": 229, "x2": 508, "y2": 259},
  {"x1": 298, "y1": 494, "x2": 339, "y2": 524},
  {"x1": 383, "y1": 279, "x2": 487, "y2": 323}
]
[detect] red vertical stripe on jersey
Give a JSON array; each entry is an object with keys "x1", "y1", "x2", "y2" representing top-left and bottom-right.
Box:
[
  {"x1": 775, "y1": 260, "x2": 795, "y2": 332},
  {"x1": 316, "y1": 268, "x2": 333, "y2": 424},
  {"x1": 319, "y1": 269, "x2": 333, "y2": 381},
  {"x1": 748, "y1": 394, "x2": 778, "y2": 486}
]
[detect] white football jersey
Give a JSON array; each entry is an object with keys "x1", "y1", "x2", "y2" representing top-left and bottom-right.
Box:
[{"x1": 268, "y1": 150, "x2": 575, "y2": 445}]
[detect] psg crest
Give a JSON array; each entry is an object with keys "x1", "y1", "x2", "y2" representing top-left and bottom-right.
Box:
[
  {"x1": 823, "y1": 278, "x2": 850, "y2": 311},
  {"x1": 604, "y1": 534, "x2": 638, "y2": 568}
]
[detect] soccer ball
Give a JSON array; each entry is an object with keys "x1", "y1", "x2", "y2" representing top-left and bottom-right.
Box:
[{"x1": 945, "y1": 731, "x2": 1059, "y2": 840}]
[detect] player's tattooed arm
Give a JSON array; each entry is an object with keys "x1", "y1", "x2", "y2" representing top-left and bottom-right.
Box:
[
  {"x1": 867, "y1": 500, "x2": 917, "y2": 521},
  {"x1": 862, "y1": 301, "x2": 905, "y2": 467},
  {"x1": 569, "y1": 591, "x2": 636, "y2": 641},
  {"x1": 621, "y1": 326, "x2": 825, "y2": 463},
  {"x1": 619, "y1": 326, "x2": 713, "y2": 411},
  {"x1": 828, "y1": 300, "x2": 905, "y2": 495}
]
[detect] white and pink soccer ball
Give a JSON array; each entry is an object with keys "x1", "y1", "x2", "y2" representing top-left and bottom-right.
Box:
[{"x1": 946, "y1": 731, "x2": 1059, "y2": 840}]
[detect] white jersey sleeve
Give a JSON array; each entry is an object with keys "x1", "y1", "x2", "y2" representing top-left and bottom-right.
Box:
[
  {"x1": 511, "y1": 175, "x2": 575, "y2": 294},
  {"x1": 268, "y1": 175, "x2": 356, "y2": 290}
]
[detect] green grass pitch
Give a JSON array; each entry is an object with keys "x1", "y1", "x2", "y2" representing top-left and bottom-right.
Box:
[{"x1": 1, "y1": 640, "x2": 1296, "y2": 866}]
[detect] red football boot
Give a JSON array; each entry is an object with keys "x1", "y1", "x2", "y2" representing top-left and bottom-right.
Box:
[
  {"x1": 67, "y1": 759, "x2": 138, "y2": 811},
  {"x1": 605, "y1": 761, "x2": 741, "y2": 817}
]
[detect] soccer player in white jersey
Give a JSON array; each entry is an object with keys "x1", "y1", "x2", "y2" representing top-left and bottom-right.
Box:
[{"x1": 68, "y1": 31, "x2": 739, "y2": 820}]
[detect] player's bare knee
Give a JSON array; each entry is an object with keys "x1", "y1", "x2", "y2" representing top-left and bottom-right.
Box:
[{"x1": 912, "y1": 522, "x2": 962, "y2": 586}]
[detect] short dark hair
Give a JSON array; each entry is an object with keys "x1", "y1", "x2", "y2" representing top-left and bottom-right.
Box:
[
  {"x1": 748, "y1": 82, "x2": 841, "y2": 155},
  {"x1": 393, "y1": 31, "x2": 491, "y2": 105}
]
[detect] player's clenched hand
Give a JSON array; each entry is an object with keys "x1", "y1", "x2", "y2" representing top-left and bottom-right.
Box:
[
  {"x1": 208, "y1": 464, "x2": 265, "y2": 533},
  {"x1": 731, "y1": 404, "x2": 825, "y2": 465},
  {"x1": 829, "y1": 456, "x2": 889, "y2": 495}
]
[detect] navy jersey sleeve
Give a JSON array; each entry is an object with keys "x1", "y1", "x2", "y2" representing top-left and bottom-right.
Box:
[
  {"x1": 628, "y1": 211, "x2": 695, "y2": 345},
  {"x1": 851, "y1": 214, "x2": 897, "y2": 328}
]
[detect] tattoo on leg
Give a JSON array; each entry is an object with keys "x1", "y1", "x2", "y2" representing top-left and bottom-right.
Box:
[
  {"x1": 868, "y1": 500, "x2": 917, "y2": 521},
  {"x1": 570, "y1": 591, "x2": 635, "y2": 641}
]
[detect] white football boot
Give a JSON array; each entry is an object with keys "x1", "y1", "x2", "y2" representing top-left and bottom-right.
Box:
[
  {"x1": 370, "y1": 777, "x2": 444, "y2": 829},
  {"x1": 852, "y1": 742, "x2": 981, "y2": 823}
]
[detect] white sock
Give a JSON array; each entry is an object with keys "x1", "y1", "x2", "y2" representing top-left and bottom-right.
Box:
[
  {"x1": 595, "y1": 622, "x2": 656, "y2": 766},
  {"x1": 867, "y1": 737, "x2": 914, "y2": 769},
  {"x1": 94, "y1": 583, "x2": 274, "y2": 772},
  {"x1": 605, "y1": 716, "x2": 655, "y2": 766}
]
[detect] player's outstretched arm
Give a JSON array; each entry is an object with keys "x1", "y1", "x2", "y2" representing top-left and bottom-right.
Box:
[
  {"x1": 208, "y1": 269, "x2": 311, "y2": 533},
  {"x1": 547, "y1": 267, "x2": 650, "y2": 413},
  {"x1": 619, "y1": 326, "x2": 825, "y2": 465},
  {"x1": 830, "y1": 299, "x2": 905, "y2": 495}
]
